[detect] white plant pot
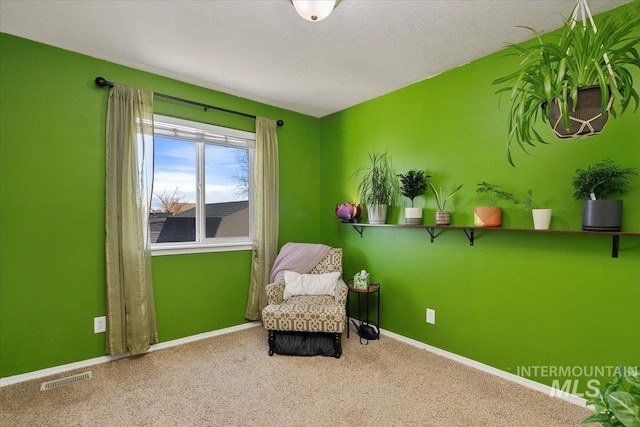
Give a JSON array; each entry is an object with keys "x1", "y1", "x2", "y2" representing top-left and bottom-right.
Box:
[
  {"x1": 532, "y1": 209, "x2": 552, "y2": 230},
  {"x1": 367, "y1": 204, "x2": 388, "y2": 224},
  {"x1": 404, "y1": 207, "x2": 423, "y2": 225}
]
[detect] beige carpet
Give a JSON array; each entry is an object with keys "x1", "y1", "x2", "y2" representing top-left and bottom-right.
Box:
[{"x1": 1, "y1": 325, "x2": 593, "y2": 426}]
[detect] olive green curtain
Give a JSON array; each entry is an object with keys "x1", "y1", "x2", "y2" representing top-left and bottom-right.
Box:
[
  {"x1": 245, "y1": 117, "x2": 279, "y2": 320},
  {"x1": 105, "y1": 84, "x2": 158, "y2": 356}
]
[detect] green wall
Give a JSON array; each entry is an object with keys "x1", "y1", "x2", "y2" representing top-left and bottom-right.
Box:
[
  {"x1": 319, "y1": 3, "x2": 639, "y2": 393},
  {"x1": 0, "y1": 33, "x2": 321, "y2": 377},
  {"x1": 2, "y1": 3, "x2": 638, "y2": 394}
]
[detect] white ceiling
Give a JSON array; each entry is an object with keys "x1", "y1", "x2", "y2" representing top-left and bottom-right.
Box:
[{"x1": 0, "y1": 0, "x2": 632, "y2": 118}]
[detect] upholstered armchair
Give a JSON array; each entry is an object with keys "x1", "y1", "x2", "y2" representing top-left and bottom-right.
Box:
[{"x1": 262, "y1": 246, "x2": 348, "y2": 358}]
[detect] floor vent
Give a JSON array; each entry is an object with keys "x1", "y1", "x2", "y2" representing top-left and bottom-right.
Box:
[{"x1": 40, "y1": 371, "x2": 93, "y2": 391}]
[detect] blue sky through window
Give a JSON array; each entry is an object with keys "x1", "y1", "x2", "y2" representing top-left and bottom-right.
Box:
[{"x1": 152, "y1": 136, "x2": 248, "y2": 211}]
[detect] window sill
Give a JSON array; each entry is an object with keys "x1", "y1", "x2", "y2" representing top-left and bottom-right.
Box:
[{"x1": 151, "y1": 241, "x2": 252, "y2": 256}]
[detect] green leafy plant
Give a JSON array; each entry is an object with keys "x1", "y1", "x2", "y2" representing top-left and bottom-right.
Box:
[
  {"x1": 476, "y1": 182, "x2": 518, "y2": 207},
  {"x1": 428, "y1": 181, "x2": 463, "y2": 211},
  {"x1": 523, "y1": 189, "x2": 537, "y2": 211},
  {"x1": 352, "y1": 151, "x2": 398, "y2": 206},
  {"x1": 398, "y1": 170, "x2": 429, "y2": 207},
  {"x1": 493, "y1": 4, "x2": 640, "y2": 166},
  {"x1": 582, "y1": 365, "x2": 640, "y2": 427},
  {"x1": 572, "y1": 158, "x2": 638, "y2": 200}
]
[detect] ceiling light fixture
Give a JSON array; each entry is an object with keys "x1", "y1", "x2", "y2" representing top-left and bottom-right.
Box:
[{"x1": 292, "y1": 0, "x2": 340, "y2": 22}]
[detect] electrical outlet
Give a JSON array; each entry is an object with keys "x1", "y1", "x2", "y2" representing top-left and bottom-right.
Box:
[
  {"x1": 94, "y1": 316, "x2": 106, "y2": 333},
  {"x1": 426, "y1": 308, "x2": 435, "y2": 325}
]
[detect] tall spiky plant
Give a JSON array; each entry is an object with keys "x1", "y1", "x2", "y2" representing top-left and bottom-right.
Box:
[{"x1": 352, "y1": 151, "x2": 398, "y2": 206}]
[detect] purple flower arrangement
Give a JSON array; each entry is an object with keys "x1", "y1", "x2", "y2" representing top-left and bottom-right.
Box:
[{"x1": 335, "y1": 202, "x2": 362, "y2": 223}]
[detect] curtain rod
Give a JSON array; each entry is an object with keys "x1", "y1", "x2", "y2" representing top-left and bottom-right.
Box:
[{"x1": 94, "y1": 77, "x2": 284, "y2": 127}]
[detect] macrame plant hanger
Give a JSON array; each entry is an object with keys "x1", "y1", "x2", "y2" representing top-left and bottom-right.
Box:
[
  {"x1": 550, "y1": 0, "x2": 616, "y2": 139},
  {"x1": 571, "y1": 0, "x2": 616, "y2": 82}
]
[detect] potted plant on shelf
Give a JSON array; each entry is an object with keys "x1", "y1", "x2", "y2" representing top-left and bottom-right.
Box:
[
  {"x1": 572, "y1": 158, "x2": 638, "y2": 231},
  {"x1": 352, "y1": 151, "x2": 398, "y2": 224},
  {"x1": 523, "y1": 190, "x2": 553, "y2": 230},
  {"x1": 398, "y1": 169, "x2": 429, "y2": 225},
  {"x1": 428, "y1": 181, "x2": 464, "y2": 226},
  {"x1": 475, "y1": 182, "x2": 518, "y2": 227},
  {"x1": 493, "y1": 2, "x2": 640, "y2": 166},
  {"x1": 582, "y1": 364, "x2": 640, "y2": 427}
]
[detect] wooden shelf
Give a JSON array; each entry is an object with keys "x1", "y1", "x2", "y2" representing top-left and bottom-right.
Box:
[{"x1": 342, "y1": 223, "x2": 640, "y2": 258}]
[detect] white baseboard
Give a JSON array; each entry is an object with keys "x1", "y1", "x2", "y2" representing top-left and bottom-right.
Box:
[
  {"x1": 0, "y1": 321, "x2": 592, "y2": 409},
  {"x1": 379, "y1": 328, "x2": 588, "y2": 408},
  {"x1": 0, "y1": 322, "x2": 260, "y2": 387}
]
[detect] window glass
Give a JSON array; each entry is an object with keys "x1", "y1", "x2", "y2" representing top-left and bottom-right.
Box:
[
  {"x1": 204, "y1": 144, "x2": 250, "y2": 239},
  {"x1": 150, "y1": 115, "x2": 255, "y2": 255},
  {"x1": 151, "y1": 137, "x2": 196, "y2": 243}
]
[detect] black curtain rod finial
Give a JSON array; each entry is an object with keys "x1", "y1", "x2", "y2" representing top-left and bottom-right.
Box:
[
  {"x1": 276, "y1": 120, "x2": 284, "y2": 127},
  {"x1": 95, "y1": 76, "x2": 113, "y2": 88}
]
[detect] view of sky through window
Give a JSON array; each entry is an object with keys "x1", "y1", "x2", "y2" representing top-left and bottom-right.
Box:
[{"x1": 152, "y1": 136, "x2": 249, "y2": 212}]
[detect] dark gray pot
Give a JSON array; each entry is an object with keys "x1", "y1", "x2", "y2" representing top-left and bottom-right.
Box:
[{"x1": 582, "y1": 200, "x2": 623, "y2": 231}]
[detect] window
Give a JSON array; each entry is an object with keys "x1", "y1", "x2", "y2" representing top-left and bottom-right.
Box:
[{"x1": 150, "y1": 115, "x2": 255, "y2": 255}]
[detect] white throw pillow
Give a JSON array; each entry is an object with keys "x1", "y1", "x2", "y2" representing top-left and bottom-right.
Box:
[{"x1": 283, "y1": 271, "x2": 341, "y2": 299}]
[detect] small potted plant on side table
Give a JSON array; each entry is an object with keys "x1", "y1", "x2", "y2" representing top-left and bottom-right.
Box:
[
  {"x1": 475, "y1": 182, "x2": 518, "y2": 227},
  {"x1": 572, "y1": 158, "x2": 638, "y2": 231},
  {"x1": 427, "y1": 181, "x2": 463, "y2": 225},
  {"x1": 398, "y1": 169, "x2": 429, "y2": 225}
]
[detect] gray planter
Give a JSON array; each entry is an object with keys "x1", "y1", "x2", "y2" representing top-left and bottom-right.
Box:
[{"x1": 582, "y1": 200, "x2": 623, "y2": 231}]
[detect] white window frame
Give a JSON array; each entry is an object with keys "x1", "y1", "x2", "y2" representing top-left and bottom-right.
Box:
[{"x1": 151, "y1": 114, "x2": 255, "y2": 256}]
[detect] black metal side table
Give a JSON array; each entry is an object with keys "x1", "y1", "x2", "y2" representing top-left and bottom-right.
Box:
[{"x1": 346, "y1": 283, "x2": 380, "y2": 344}]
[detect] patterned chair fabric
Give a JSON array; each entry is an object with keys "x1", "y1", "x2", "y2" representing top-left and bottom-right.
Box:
[{"x1": 262, "y1": 247, "x2": 347, "y2": 357}]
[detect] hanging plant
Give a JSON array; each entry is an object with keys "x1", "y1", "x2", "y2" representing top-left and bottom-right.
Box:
[{"x1": 493, "y1": 0, "x2": 640, "y2": 166}]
